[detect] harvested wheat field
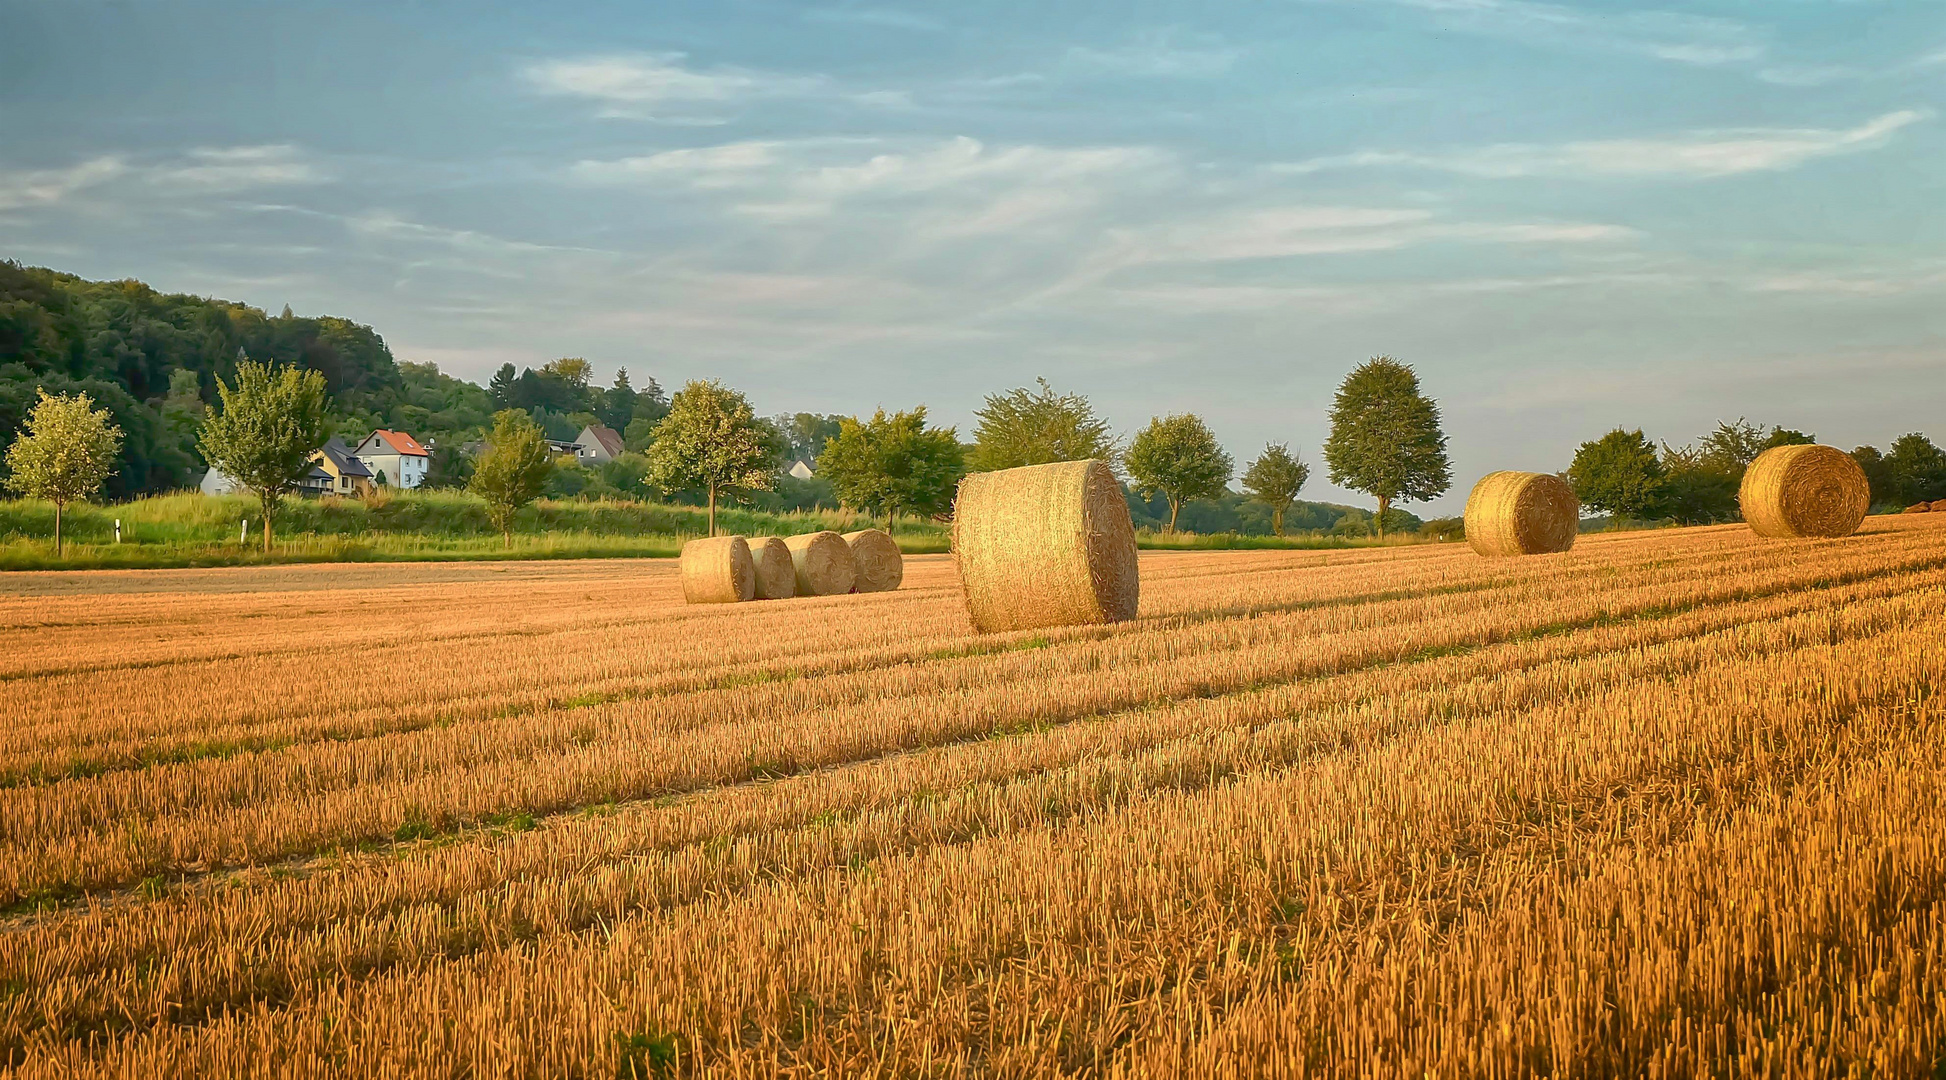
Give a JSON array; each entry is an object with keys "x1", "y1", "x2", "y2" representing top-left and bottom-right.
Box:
[{"x1": 3, "y1": 514, "x2": 1946, "y2": 1077}]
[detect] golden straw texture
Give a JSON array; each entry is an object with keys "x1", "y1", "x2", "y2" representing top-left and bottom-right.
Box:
[
  {"x1": 1740, "y1": 444, "x2": 1871, "y2": 539},
  {"x1": 843, "y1": 529, "x2": 904, "y2": 593},
  {"x1": 679, "y1": 535, "x2": 754, "y2": 604},
  {"x1": 952, "y1": 458, "x2": 1139, "y2": 633},
  {"x1": 745, "y1": 537, "x2": 796, "y2": 600},
  {"x1": 1464, "y1": 471, "x2": 1579, "y2": 557},
  {"x1": 783, "y1": 531, "x2": 857, "y2": 596}
]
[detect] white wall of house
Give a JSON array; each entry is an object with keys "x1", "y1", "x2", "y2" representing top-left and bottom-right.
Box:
[{"x1": 354, "y1": 451, "x2": 427, "y2": 488}]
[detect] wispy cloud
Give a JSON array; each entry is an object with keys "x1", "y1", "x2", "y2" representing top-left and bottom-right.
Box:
[
  {"x1": 1141, "y1": 206, "x2": 1634, "y2": 262},
  {"x1": 0, "y1": 145, "x2": 326, "y2": 211},
  {"x1": 522, "y1": 53, "x2": 906, "y2": 120},
  {"x1": 1063, "y1": 31, "x2": 1240, "y2": 78},
  {"x1": 1364, "y1": 0, "x2": 1764, "y2": 67},
  {"x1": 1279, "y1": 110, "x2": 1926, "y2": 179}
]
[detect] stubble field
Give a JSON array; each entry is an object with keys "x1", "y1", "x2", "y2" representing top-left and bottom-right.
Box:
[{"x1": 2, "y1": 516, "x2": 1945, "y2": 1077}]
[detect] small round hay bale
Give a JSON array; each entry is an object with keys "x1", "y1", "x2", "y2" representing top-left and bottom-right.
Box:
[
  {"x1": 951, "y1": 459, "x2": 1139, "y2": 634},
  {"x1": 680, "y1": 535, "x2": 754, "y2": 604},
  {"x1": 745, "y1": 536, "x2": 796, "y2": 600},
  {"x1": 843, "y1": 529, "x2": 903, "y2": 593},
  {"x1": 1932, "y1": 499, "x2": 1946, "y2": 512},
  {"x1": 1739, "y1": 444, "x2": 1871, "y2": 538},
  {"x1": 783, "y1": 531, "x2": 856, "y2": 596},
  {"x1": 1463, "y1": 471, "x2": 1579, "y2": 557},
  {"x1": 1908, "y1": 503, "x2": 1933, "y2": 514}
]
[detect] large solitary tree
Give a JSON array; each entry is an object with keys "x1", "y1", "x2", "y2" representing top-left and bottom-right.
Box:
[
  {"x1": 1567, "y1": 428, "x2": 1664, "y2": 521},
  {"x1": 816, "y1": 407, "x2": 966, "y2": 529},
  {"x1": 1124, "y1": 414, "x2": 1234, "y2": 533},
  {"x1": 1322, "y1": 357, "x2": 1450, "y2": 538},
  {"x1": 1241, "y1": 443, "x2": 1310, "y2": 536},
  {"x1": 3, "y1": 389, "x2": 123, "y2": 557},
  {"x1": 199, "y1": 360, "x2": 330, "y2": 552},
  {"x1": 969, "y1": 378, "x2": 1117, "y2": 472},
  {"x1": 468, "y1": 409, "x2": 554, "y2": 547},
  {"x1": 644, "y1": 380, "x2": 778, "y2": 536}
]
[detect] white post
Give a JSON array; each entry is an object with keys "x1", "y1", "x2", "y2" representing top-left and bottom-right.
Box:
[
  {"x1": 114, "y1": 519, "x2": 121, "y2": 544},
  {"x1": 241, "y1": 518, "x2": 249, "y2": 545}
]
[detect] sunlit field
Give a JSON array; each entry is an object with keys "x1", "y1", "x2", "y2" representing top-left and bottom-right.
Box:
[{"x1": 3, "y1": 515, "x2": 1944, "y2": 1076}]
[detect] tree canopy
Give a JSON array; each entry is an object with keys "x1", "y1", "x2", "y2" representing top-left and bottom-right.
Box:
[
  {"x1": 1240, "y1": 443, "x2": 1310, "y2": 536},
  {"x1": 198, "y1": 360, "x2": 331, "y2": 551},
  {"x1": 1567, "y1": 429, "x2": 1663, "y2": 521},
  {"x1": 643, "y1": 380, "x2": 779, "y2": 535},
  {"x1": 969, "y1": 378, "x2": 1117, "y2": 472},
  {"x1": 468, "y1": 410, "x2": 555, "y2": 547},
  {"x1": 3, "y1": 389, "x2": 123, "y2": 556},
  {"x1": 1322, "y1": 357, "x2": 1450, "y2": 537},
  {"x1": 1124, "y1": 414, "x2": 1233, "y2": 533},
  {"x1": 815, "y1": 407, "x2": 965, "y2": 528}
]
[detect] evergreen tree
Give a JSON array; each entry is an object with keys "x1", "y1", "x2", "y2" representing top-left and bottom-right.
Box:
[
  {"x1": 602, "y1": 368, "x2": 638, "y2": 433},
  {"x1": 487, "y1": 363, "x2": 518, "y2": 411},
  {"x1": 1322, "y1": 358, "x2": 1451, "y2": 538},
  {"x1": 1124, "y1": 414, "x2": 1234, "y2": 533},
  {"x1": 3, "y1": 389, "x2": 123, "y2": 557}
]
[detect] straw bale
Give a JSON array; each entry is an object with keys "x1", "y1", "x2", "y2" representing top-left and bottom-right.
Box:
[
  {"x1": 1908, "y1": 503, "x2": 1933, "y2": 514},
  {"x1": 1933, "y1": 500, "x2": 1946, "y2": 512},
  {"x1": 1463, "y1": 471, "x2": 1579, "y2": 557},
  {"x1": 782, "y1": 531, "x2": 856, "y2": 596},
  {"x1": 1739, "y1": 444, "x2": 1871, "y2": 538},
  {"x1": 745, "y1": 536, "x2": 796, "y2": 600},
  {"x1": 952, "y1": 459, "x2": 1139, "y2": 634},
  {"x1": 680, "y1": 535, "x2": 755, "y2": 604},
  {"x1": 843, "y1": 529, "x2": 904, "y2": 593}
]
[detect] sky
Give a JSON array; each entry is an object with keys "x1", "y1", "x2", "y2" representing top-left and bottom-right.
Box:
[{"x1": 2, "y1": 0, "x2": 1943, "y2": 514}]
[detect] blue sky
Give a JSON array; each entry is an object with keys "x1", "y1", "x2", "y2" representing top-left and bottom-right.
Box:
[{"x1": 3, "y1": 0, "x2": 1943, "y2": 512}]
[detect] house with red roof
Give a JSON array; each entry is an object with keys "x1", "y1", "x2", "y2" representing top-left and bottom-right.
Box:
[{"x1": 352, "y1": 429, "x2": 429, "y2": 489}]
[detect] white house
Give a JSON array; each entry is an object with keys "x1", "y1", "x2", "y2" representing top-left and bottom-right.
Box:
[
  {"x1": 352, "y1": 430, "x2": 429, "y2": 488},
  {"x1": 788, "y1": 459, "x2": 815, "y2": 480},
  {"x1": 199, "y1": 468, "x2": 243, "y2": 495},
  {"x1": 573, "y1": 424, "x2": 625, "y2": 466}
]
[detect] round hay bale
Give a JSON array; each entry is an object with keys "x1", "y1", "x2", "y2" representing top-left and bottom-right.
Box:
[
  {"x1": 1932, "y1": 499, "x2": 1946, "y2": 513},
  {"x1": 1908, "y1": 503, "x2": 1933, "y2": 514},
  {"x1": 680, "y1": 535, "x2": 754, "y2": 604},
  {"x1": 1739, "y1": 444, "x2": 1871, "y2": 538},
  {"x1": 1463, "y1": 471, "x2": 1579, "y2": 557},
  {"x1": 783, "y1": 531, "x2": 856, "y2": 596},
  {"x1": 951, "y1": 459, "x2": 1139, "y2": 634},
  {"x1": 745, "y1": 536, "x2": 796, "y2": 600},
  {"x1": 843, "y1": 529, "x2": 903, "y2": 593}
]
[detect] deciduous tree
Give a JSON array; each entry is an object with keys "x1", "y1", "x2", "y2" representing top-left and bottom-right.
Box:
[
  {"x1": 816, "y1": 407, "x2": 965, "y2": 529},
  {"x1": 969, "y1": 378, "x2": 1117, "y2": 472},
  {"x1": 198, "y1": 360, "x2": 329, "y2": 552},
  {"x1": 1568, "y1": 428, "x2": 1664, "y2": 522},
  {"x1": 1241, "y1": 443, "x2": 1310, "y2": 536},
  {"x1": 1125, "y1": 414, "x2": 1233, "y2": 533},
  {"x1": 644, "y1": 380, "x2": 778, "y2": 536},
  {"x1": 3, "y1": 389, "x2": 122, "y2": 557},
  {"x1": 1322, "y1": 357, "x2": 1451, "y2": 538},
  {"x1": 468, "y1": 409, "x2": 553, "y2": 548}
]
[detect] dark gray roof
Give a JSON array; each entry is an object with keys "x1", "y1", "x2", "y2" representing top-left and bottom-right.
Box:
[{"x1": 318, "y1": 437, "x2": 372, "y2": 478}]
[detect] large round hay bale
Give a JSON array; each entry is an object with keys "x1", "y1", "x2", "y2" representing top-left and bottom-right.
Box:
[
  {"x1": 843, "y1": 529, "x2": 903, "y2": 593},
  {"x1": 783, "y1": 531, "x2": 856, "y2": 596},
  {"x1": 1463, "y1": 471, "x2": 1579, "y2": 557},
  {"x1": 745, "y1": 536, "x2": 796, "y2": 600},
  {"x1": 1932, "y1": 499, "x2": 1946, "y2": 513},
  {"x1": 680, "y1": 535, "x2": 754, "y2": 604},
  {"x1": 951, "y1": 459, "x2": 1139, "y2": 634},
  {"x1": 1739, "y1": 444, "x2": 1871, "y2": 538}
]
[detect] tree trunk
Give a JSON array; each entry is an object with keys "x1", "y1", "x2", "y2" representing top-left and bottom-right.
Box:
[
  {"x1": 261, "y1": 492, "x2": 275, "y2": 554},
  {"x1": 707, "y1": 485, "x2": 717, "y2": 537},
  {"x1": 1167, "y1": 496, "x2": 1182, "y2": 533},
  {"x1": 53, "y1": 500, "x2": 63, "y2": 559},
  {"x1": 503, "y1": 525, "x2": 512, "y2": 550},
  {"x1": 1272, "y1": 505, "x2": 1284, "y2": 538},
  {"x1": 1376, "y1": 495, "x2": 1391, "y2": 540}
]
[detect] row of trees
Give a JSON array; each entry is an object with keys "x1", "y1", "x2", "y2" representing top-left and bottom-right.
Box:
[{"x1": 1568, "y1": 420, "x2": 1946, "y2": 523}]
